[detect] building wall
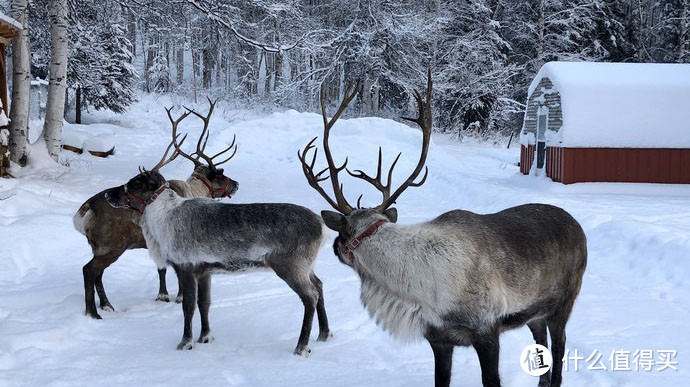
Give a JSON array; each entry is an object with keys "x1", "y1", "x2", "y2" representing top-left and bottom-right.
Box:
[
  {"x1": 520, "y1": 145, "x2": 690, "y2": 184},
  {"x1": 522, "y1": 77, "x2": 563, "y2": 141}
]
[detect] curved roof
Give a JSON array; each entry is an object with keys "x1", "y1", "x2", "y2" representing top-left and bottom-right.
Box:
[{"x1": 526, "y1": 61, "x2": 690, "y2": 148}]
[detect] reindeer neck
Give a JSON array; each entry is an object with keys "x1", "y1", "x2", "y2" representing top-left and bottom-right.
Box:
[
  {"x1": 183, "y1": 176, "x2": 214, "y2": 197},
  {"x1": 353, "y1": 223, "x2": 450, "y2": 303},
  {"x1": 142, "y1": 189, "x2": 182, "y2": 219}
]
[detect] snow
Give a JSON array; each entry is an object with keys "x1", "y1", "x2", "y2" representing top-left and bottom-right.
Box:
[
  {"x1": 525, "y1": 61, "x2": 690, "y2": 148},
  {"x1": 61, "y1": 129, "x2": 90, "y2": 150},
  {"x1": 0, "y1": 95, "x2": 688, "y2": 386},
  {"x1": 83, "y1": 134, "x2": 116, "y2": 153}
]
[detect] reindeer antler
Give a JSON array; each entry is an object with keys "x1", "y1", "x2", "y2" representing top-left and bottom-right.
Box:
[
  {"x1": 300, "y1": 70, "x2": 432, "y2": 214},
  {"x1": 298, "y1": 82, "x2": 360, "y2": 213},
  {"x1": 372, "y1": 69, "x2": 432, "y2": 211},
  {"x1": 182, "y1": 97, "x2": 238, "y2": 170}
]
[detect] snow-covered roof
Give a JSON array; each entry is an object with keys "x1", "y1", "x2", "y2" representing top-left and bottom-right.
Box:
[
  {"x1": 527, "y1": 61, "x2": 690, "y2": 148},
  {"x1": 0, "y1": 11, "x2": 22, "y2": 32}
]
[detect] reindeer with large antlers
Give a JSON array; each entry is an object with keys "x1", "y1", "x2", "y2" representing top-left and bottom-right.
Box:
[
  {"x1": 73, "y1": 99, "x2": 239, "y2": 319},
  {"x1": 104, "y1": 118, "x2": 331, "y2": 354},
  {"x1": 300, "y1": 71, "x2": 587, "y2": 387}
]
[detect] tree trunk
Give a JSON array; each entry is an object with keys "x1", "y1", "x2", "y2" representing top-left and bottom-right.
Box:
[
  {"x1": 274, "y1": 52, "x2": 282, "y2": 91},
  {"x1": 202, "y1": 46, "x2": 211, "y2": 89},
  {"x1": 127, "y1": 8, "x2": 136, "y2": 60},
  {"x1": 176, "y1": 41, "x2": 184, "y2": 85},
  {"x1": 264, "y1": 52, "x2": 272, "y2": 100},
  {"x1": 42, "y1": 0, "x2": 68, "y2": 161},
  {"x1": 9, "y1": 0, "x2": 30, "y2": 166},
  {"x1": 145, "y1": 32, "x2": 155, "y2": 93},
  {"x1": 75, "y1": 86, "x2": 81, "y2": 124}
]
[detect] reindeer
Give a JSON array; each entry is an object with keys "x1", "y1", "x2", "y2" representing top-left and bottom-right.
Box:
[
  {"x1": 73, "y1": 100, "x2": 239, "y2": 319},
  {"x1": 102, "y1": 108, "x2": 331, "y2": 356},
  {"x1": 298, "y1": 72, "x2": 587, "y2": 387}
]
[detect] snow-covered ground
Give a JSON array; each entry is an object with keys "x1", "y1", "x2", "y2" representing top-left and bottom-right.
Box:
[{"x1": 1, "y1": 95, "x2": 687, "y2": 386}]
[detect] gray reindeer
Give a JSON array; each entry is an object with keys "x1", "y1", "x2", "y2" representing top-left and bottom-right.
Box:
[
  {"x1": 103, "y1": 107, "x2": 333, "y2": 355},
  {"x1": 74, "y1": 100, "x2": 238, "y2": 319},
  {"x1": 298, "y1": 72, "x2": 587, "y2": 387}
]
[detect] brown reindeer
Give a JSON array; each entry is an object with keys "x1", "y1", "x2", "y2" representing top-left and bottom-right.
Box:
[
  {"x1": 299, "y1": 72, "x2": 587, "y2": 387},
  {"x1": 74, "y1": 100, "x2": 239, "y2": 319}
]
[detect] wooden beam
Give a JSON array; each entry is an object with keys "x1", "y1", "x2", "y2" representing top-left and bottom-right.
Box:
[{"x1": 0, "y1": 44, "x2": 8, "y2": 117}]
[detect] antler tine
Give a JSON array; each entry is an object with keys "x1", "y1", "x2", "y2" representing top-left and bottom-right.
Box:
[
  {"x1": 312, "y1": 82, "x2": 361, "y2": 213},
  {"x1": 300, "y1": 82, "x2": 360, "y2": 213},
  {"x1": 347, "y1": 147, "x2": 402, "y2": 204},
  {"x1": 183, "y1": 98, "x2": 229, "y2": 169},
  {"x1": 375, "y1": 69, "x2": 433, "y2": 212},
  {"x1": 152, "y1": 133, "x2": 187, "y2": 172},
  {"x1": 167, "y1": 106, "x2": 200, "y2": 167},
  {"x1": 166, "y1": 106, "x2": 197, "y2": 165},
  {"x1": 298, "y1": 137, "x2": 341, "y2": 211},
  {"x1": 210, "y1": 134, "x2": 237, "y2": 162}
]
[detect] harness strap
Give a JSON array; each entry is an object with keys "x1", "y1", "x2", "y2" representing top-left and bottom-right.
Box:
[
  {"x1": 338, "y1": 219, "x2": 387, "y2": 262},
  {"x1": 198, "y1": 176, "x2": 230, "y2": 198},
  {"x1": 125, "y1": 183, "x2": 168, "y2": 214}
]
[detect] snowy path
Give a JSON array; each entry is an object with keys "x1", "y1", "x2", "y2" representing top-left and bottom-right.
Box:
[{"x1": 1, "y1": 97, "x2": 687, "y2": 386}]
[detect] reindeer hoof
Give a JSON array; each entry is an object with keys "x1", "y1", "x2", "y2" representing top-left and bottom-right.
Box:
[
  {"x1": 197, "y1": 333, "x2": 214, "y2": 344},
  {"x1": 293, "y1": 346, "x2": 311, "y2": 357},
  {"x1": 317, "y1": 331, "x2": 333, "y2": 342},
  {"x1": 86, "y1": 311, "x2": 102, "y2": 320},
  {"x1": 100, "y1": 303, "x2": 115, "y2": 312},
  {"x1": 156, "y1": 293, "x2": 170, "y2": 302},
  {"x1": 176, "y1": 339, "x2": 194, "y2": 351},
  {"x1": 175, "y1": 294, "x2": 183, "y2": 303}
]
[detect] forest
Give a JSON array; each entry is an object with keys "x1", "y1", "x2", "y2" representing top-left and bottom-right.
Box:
[{"x1": 6, "y1": 0, "x2": 690, "y2": 146}]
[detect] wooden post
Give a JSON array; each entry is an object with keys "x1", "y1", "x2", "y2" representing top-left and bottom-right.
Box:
[
  {"x1": 0, "y1": 42, "x2": 8, "y2": 176},
  {"x1": 0, "y1": 43, "x2": 8, "y2": 116}
]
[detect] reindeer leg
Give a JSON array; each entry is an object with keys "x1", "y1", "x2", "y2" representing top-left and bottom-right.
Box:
[
  {"x1": 83, "y1": 259, "x2": 101, "y2": 319},
  {"x1": 173, "y1": 264, "x2": 184, "y2": 303},
  {"x1": 177, "y1": 267, "x2": 197, "y2": 350},
  {"x1": 429, "y1": 341, "x2": 454, "y2": 387},
  {"x1": 310, "y1": 272, "x2": 332, "y2": 341},
  {"x1": 156, "y1": 268, "x2": 170, "y2": 302},
  {"x1": 269, "y1": 256, "x2": 318, "y2": 356},
  {"x1": 196, "y1": 272, "x2": 213, "y2": 343},
  {"x1": 292, "y1": 282, "x2": 318, "y2": 356},
  {"x1": 83, "y1": 249, "x2": 121, "y2": 319},
  {"x1": 472, "y1": 332, "x2": 501, "y2": 387},
  {"x1": 547, "y1": 316, "x2": 567, "y2": 387},
  {"x1": 528, "y1": 319, "x2": 551, "y2": 387},
  {"x1": 94, "y1": 252, "x2": 120, "y2": 312},
  {"x1": 95, "y1": 272, "x2": 115, "y2": 311}
]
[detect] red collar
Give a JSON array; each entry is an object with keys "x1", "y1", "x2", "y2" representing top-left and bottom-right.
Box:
[
  {"x1": 338, "y1": 219, "x2": 387, "y2": 262},
  {"x1": 198, "y1": 176, "x2": 231, "y2": 198},
  {"x1": 124, "y1": 183, "x2": 168, "y2": 214}
]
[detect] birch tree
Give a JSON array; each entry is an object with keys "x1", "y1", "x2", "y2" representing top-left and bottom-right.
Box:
[
  {"x1": 9, "y1": 0, "x2": 30, "y2": 166},
  {"x1": 42, "y1": 0, "x2": 68, "y2": 161}
]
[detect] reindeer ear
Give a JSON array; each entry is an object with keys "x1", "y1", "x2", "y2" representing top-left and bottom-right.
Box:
[
  {"x1": 383, "y1": 207, "x2": 398, "y2": 223},
  {"x1": 321, "y1": 210, "x2": 346, "y2": 232}
]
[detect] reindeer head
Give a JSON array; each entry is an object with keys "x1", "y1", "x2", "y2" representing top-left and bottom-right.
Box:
[
  {"x1": 299, "y1": 71, "x2": 433, "y2": 264},
  {"x1": 167, "y1": 98, "x2": 239, "y2": 199},
  {"x1": 105, "y1": 138, "x2": 180, "y2": 213}
]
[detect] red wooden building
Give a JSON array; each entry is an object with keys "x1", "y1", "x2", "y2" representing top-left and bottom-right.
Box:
[{"x1": 519, "y1": 62, "x2": 690, "y2": 184}]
